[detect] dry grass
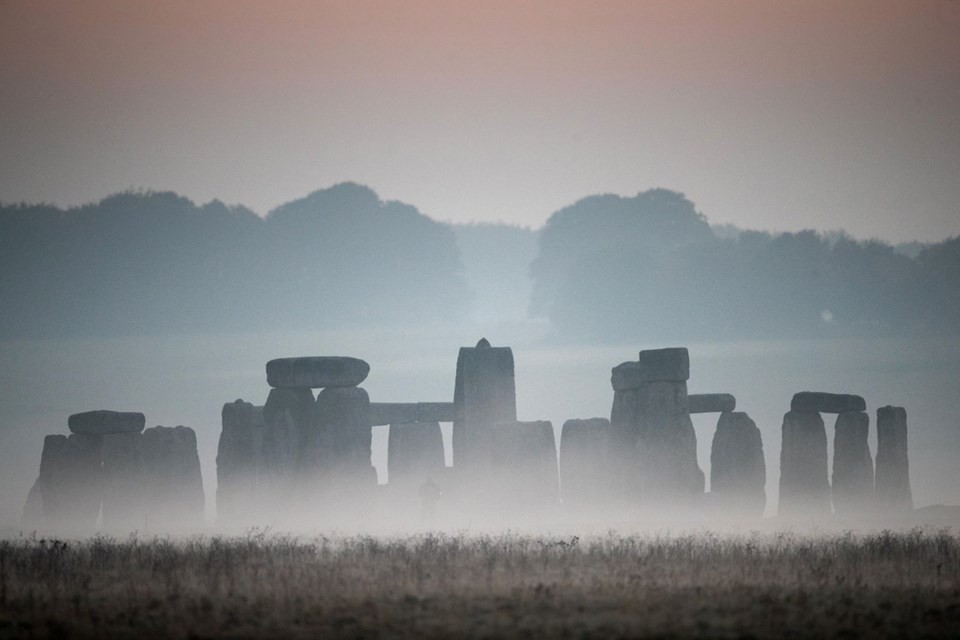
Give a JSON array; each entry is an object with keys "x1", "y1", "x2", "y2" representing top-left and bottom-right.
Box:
[{"x1": 0, "y1": 529, "x2": 958, "y2": 638}]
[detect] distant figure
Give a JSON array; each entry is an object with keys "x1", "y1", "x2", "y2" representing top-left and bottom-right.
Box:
[{"x1": 418, "y1": 477, "x2": 442, "y2": 522}]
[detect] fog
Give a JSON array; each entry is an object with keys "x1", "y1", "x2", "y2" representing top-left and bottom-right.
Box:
[{"x1": 1, "y1": 184, "x2": 958, "y2": 534}]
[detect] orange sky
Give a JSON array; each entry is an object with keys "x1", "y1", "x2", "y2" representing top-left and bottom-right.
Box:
[{"x1": 1, "y1": 0, "x2": 958, "y2": 240}]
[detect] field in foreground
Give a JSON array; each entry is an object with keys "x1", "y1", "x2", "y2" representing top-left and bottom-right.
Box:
[{"x1": 0, "y1": 529, "x2": 958, "y2": 639}]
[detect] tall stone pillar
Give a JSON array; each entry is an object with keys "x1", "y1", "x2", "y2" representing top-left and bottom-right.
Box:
[
  {"x1": 452, "y1": 338, "x2": 517, "y2": 481},
  {"x1": 217, "y1": 399, "x2": 265, "y2": 525},
  {"x1": 875, "y1": 406, "x2": 912, "y2": 511},
  {"x1": 559, "y1": 418, "x2": 612, "y2": 510},
  {"x1": 491, "y1": 420, "x2": 559, "y2": 513},
  {"x1": 778, "y1": 410, "x2": 830, "y2": 517},
  {"x1": 100, "y1": 432, "x2": 144, "y2": 531},
  {"x1": 710, "y1": 411, "x2": 766, "y2": 517},
  {"x1": 831, "y1": 411, "x2": 874, "y2": 517},
  {"x1": 315, "y1": 386, "x2": 376, "y2": 489},
  {"x1": 141, "y1": 426, "x2": 205, "y2": 530},
  {"x1": 388, "y1": 421, "x2": 445, "y2": 490},
  {"x1": 37, "y1": 433, "x2": 103, "y2": 530}
]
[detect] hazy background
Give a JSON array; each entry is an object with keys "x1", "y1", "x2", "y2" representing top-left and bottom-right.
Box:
[{"x1": 1, "y1": 1, "x2": 959, "y2": 526}]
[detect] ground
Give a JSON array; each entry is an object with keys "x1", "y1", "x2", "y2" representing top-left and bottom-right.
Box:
[{"x1": 0, "y1": 529, "x2": 958, "y2": 639}]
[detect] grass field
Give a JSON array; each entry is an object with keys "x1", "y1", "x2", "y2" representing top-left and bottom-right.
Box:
[{"x1": 0, "y1": 528, "x2": 958, "y2": 638}]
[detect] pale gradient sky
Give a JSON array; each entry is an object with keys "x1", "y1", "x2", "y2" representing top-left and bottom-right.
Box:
[{"x1": 1, "y1": 0, "x2": 958, "y2": 241}]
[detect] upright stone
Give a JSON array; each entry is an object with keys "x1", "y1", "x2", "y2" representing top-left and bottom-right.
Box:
[
  {"x1": 491, "y1": 421, "x2": 559, "y2": 510},
  {"x1": 217, "y1": 399, "x2": 265, "y2": 524},
  {"x1": 778, "y1": 410, "x2": 830, "y2": 517},
  {"x1": 100, "y1": 431, "x2": 144, "y2": 530},
  {"x1": 452, "y1": 338, "x2": 517, "y2": 478},
  {"x1": 387, "y1": 421, "x2": 445, "y2": 490},
  {"x1": 609, "y1": 367, "x2": 643, "y2": 501},
  {"x1": 832, "y1": 411, "x2": 874, "y2": 517},
  {"x1": 875, "y1": 406, "x2": 912, "y2": 511},
  {"x1": 262, "y1": 387, "x2": 314, "y2": 479},
  {"x1": 20, "y1": 479, "x2": 43, "y2": 530},
  {"x1": 315, "y1": 386, "x2": 376, "y2": 487},
  {"x1": 559, "y1": 418, "x2": 612, "y2": 508},
  {"x1": 141, "y1": 426, "x2": 205, "y2": 529},
  {"x1": 710, "y1": 412, "x2": 766, "y2": 516},
  {"x1": 37, "y1": 433, "x2": 102, "y2": 529},
  {"x1": 634, "y1": 348, "x2": 704, "y2": 501}
]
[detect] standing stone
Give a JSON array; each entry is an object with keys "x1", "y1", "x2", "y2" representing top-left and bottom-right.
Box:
[
  {"x1": 633, "y1": 348, "x2": 704, "y2": 502},
  {"x1": 315, "y1": 386, "x2": 376, "y2": 487},
  {"x1": 778, "y1": 410, "x2": 830, "y2": 517},
  {"x1": 710, "y1": 412, "x2": 766, "y2": 516},
  {"x1": 875, "y1": 406, "x2": 912, "y2": 511},
  {"x1": 266, "y1": 356, "x2": 370, "y2": 389},
  {"x1": 20, "y1": 479, "x2": 44, "y2": 530},
  {"x1": 491, "y1": 421, "x2": 559, "y2": 510},
  {"x1": 262, "y1": 387, "x2": 314, "y2": 479},
  {"x1": 217, "y1": 399, "x2": 265, "y2": 524},
  {"x1": 37, "y1": 433, "x2": 103, "y2": 529},
  {"x1": 832, "y1": 411, "x2": 874, "y2": 517},
  {"x1": 559, "y1": 418, "x2": 612, "y2": 508},
  {"x1": 141, "y1": 426, "x2": 205, "y2": 529},
  {"x1": 387, "y1": 421, "x2": 445, "y2": 490},
  {"x1": 609, "y1": 376, "x2": 643, "y2": 501},
  {"x1": 100, "y1": 431, "x2": 144, "y2": 531},
  {"x1": 452, "y1": 339, "x2": 517, "y2": 478}
]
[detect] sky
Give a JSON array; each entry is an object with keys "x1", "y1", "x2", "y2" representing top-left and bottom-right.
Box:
[{"x1": 1, "y1": 0, "x2": 958, "y2": 242}]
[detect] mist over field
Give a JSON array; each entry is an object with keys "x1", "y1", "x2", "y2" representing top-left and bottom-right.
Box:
[{"x1": 2, "y1": 1, "x2": 959, "y2": 637}]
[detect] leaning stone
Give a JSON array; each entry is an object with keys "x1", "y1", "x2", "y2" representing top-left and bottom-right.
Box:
[
  {"x1": 101, "y1": 431, "x2": 144, "y2": 530},
  {"x1": 832, "y1": 411, "x2": 874, "y2": 517},
  {"x1": 689, "y1": 394, "x2": 736, "y2": 414},
  {"x1": 491, "y1": 421, "x2": 559, "y2": 508},
  {"x1": 266, "y1": 356, "x2": 370, "y2": 389},
  {"x1": 559, "y1": 418, "x2": 612, "y2": 507},
  {"x1": 21, "y1": 479, "x2": 44, "y2": 530},
  {"x1": 452, "y1": 339, "x2": 517, "y2": 477},
  {"x1": 141, "y1": 426, "x2": 205, "y2": 529},
  {"x1": 791, "y1": 392, "x2": 866, "y2": 414},
  {"x1": 710, "y1": 412, "x2": 766, "y2": 516},
  {"x1": 875, "y1": 406, "x2": 912, "y2": 511},
  {"x1": 68, "y1": 410, "x2": 145, "y2": 435},
  {"x1": 778, "y1": 410, "x2": 830, "y2": 517},
  {"x1": 637, "y1": 347, "x2": 690, "y2": 382},
  {"x1": 388, "y1": 421, "x2": 445, "y2": 489}
]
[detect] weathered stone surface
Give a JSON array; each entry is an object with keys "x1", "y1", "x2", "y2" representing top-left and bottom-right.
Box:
[
  {"x1": 101, "y1": 431, "x2": 144, "y2": 530},
  {"x1": 262, "y1": 387, "x2": 314, "y2": 477},
  {"x1": 452, "y1": 339, "x2": 517, "y2": 476},
  {"x1": 491, "y1": 421, "x2": 559, "y2": 508},
  {"x1": 778, "y1": 410, "x2": 830, "y2": 517},
  {"x1": 608, "y1": 388, "x2": 642, "y2": 500},
  {"x1": 68, "y1": 410, "x2": 145, "y2": 435},
  {"x1": 875, "y1": 406, "x2": 912, "y2": 511},
  {"x1": 634, "y1": 380, "x2": 704, "y2": 500},
  {"x1": 831, "y1": 411, "x2": 874, "y2": 517},
  {"x1": 141, "y1": 426, "x2": 205, "y2": 528},
  {"x1": 689, "y1": 394, "x2": 736, "y2": 414},
  {"x1": 266, "y1": 356, "x2": 369, "y2": 389},
  {"x1": 611, "y1": 362, "x2": 645, "y2": 391},
  {"x1": 216, "y1": 399, "x2": 265, "y2": 524},
  {"x1": 637, "y1": 347, "x2": 690, "y2": 382},
  {"x1": 316, "y1": 386, "x2": 375, "y2": 484},
  {"x1": 387, "y1": 421, "x2": 445, "y2": 489},
  {"x1": 710, "y1": 412, "x2": 765, "y2": 516},
  {"x1": 559, "y1": 418, "x2": 612, "y2": 507},
  {"x1": 791, "y1": 392, "x2": 866, "y2": 414},
  {"x1": 370, "y1": 402, "x2": 455, "y2": 426},
  {"x1": 38, "y1": 433, "x2": 103, "y2": 528}
]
